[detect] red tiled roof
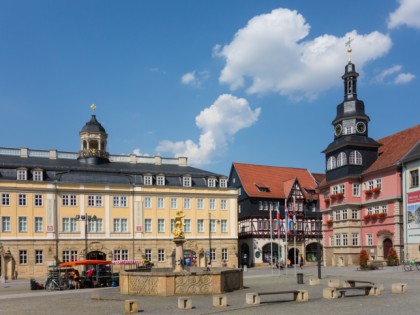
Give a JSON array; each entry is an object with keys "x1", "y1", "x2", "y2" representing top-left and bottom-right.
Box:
[
  {"x1": 364, "y1": 124, "x2": 420, "y2": 174},
  {"x1": 233, "y1": 162, "x2": 318, "y2": 199}
]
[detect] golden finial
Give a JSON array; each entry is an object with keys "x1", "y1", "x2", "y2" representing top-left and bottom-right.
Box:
[
  {"x1": 90, "y1": 104, "x2": 96, "y2": 112},
  {"x1": 345, "y1": 37, "x2": 353, "y2": 63}
]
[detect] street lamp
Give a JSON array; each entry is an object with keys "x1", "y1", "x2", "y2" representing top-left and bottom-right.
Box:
[{"x1": 75, "y1": 214, "x2": 97, "y2": 260}]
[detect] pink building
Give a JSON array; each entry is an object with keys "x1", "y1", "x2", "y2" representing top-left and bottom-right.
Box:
[{"x1": 320, "y1": 56, "x2": 420, "y2": 267}]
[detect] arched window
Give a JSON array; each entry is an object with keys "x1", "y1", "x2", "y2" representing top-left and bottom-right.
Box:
[
  {"x1": 327, "y1": 156, "x2": 336, "y2": 170},
  {"x1": 349, "y1": 151, "x2": 363, "y2": 165},
  {"x1": 337, "y1": 152, "x2": 347, "y2": 167}
]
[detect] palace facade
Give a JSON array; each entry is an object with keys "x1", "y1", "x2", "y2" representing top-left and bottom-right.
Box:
[{"x1": 0, "y1": 113, "x2": 238, "y2": 280}]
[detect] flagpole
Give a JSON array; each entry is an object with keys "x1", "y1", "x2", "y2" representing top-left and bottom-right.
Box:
[
  {"x1": 293, "y1": 196, "x2": 297, "y2": 277},
  {"x1": 285, "y1": 201, "x2": 288, "y2": 277},
  {"x1": 278, "y1": 205, "x2": 281, "y2": 276},
  {"x1": 270, "y1": 204, "x2": 273, "y2": 275}
]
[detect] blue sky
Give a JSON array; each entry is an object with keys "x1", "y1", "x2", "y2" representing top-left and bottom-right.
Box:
[{"x1": 0, "y1": 0, "x2": 419, "y2": 176}]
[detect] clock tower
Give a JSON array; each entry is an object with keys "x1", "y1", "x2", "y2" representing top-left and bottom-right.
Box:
[{"x1": 323, "y1": 49, "x2": 381, "y2": 182}]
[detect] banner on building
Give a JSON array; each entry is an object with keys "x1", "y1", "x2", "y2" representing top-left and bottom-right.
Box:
[{"x1": 407, "y1": 191, "x2": 420, "y2": 243}]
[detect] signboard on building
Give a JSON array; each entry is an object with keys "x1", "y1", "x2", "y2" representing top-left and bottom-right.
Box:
[{"x1": 407, "y1": 191, "x2": 420, "y2": 243}]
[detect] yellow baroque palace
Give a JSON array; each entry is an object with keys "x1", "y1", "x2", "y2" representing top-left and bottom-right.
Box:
[{"x1": 0, "y1": 113, "x2": 238, "y2": 280}]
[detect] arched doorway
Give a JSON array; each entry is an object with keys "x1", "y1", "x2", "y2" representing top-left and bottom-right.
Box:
[
  {"x1": 240, "y1": 243, "x2": 250, "y2": 267},
  {"x1": 383, "y1": 239, "x2": 393, "y2": 259},
  {"x1": 288, "y1": 248, "x2": 299, "y2": 265},
  {"x1": 305, "y1": 243, "x2": 323, "y2": 262},
  {"x1": 87, "y1": 251, "x2": 107, "y2": 260},
  {"x1": 262, "y1": 243, "x2": 280, "y2": 264}
]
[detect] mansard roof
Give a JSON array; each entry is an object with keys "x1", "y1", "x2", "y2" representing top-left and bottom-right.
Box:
[
  {"x1": 364, "y1": 124, "x2": 420, "y2": 175},
  {"x1": 232, "y1": 162, "x2": 319, "y2": 199}
]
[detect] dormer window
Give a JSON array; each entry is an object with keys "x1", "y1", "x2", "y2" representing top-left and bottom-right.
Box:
[
  {"x1": 33, "y1": 170, "x2": 43, "y2": 182},
  {"x1": 337, "y1": 152, "x2": 347, "y2": 167},
  {"x1": 17, "y1": 169, "x2": 27, "y2": 181},
  {"x1": 183, "y1": 176, "x2": 191, "y2": 187},
  {"x1": 208, "y1": 178, "x2": 216, "y2": 188},
  {"x1": 219, "y1": 178, "x2": 227, "y2": 188},
  {"x1": 255, "y1": 183, "x2": 270, "y2": 192},
  {"x1": 156, "y1": 175, "x2": 165, "y2": 186},
  {"x1": 144, "y1": 175, "x2": 153, "y2": 185}
]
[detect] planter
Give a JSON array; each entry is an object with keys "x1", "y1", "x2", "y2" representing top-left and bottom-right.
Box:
[
  {"x1": 364, "y1": 214, "x2": 372, "y2": 220},
  {"x1": 371, "y1": 214, "x2": 379, "y2": 220},
  {"x1": 378, "y1": 213, "x2": 388, "y2": 219},
  {"x1": 326, "y1": 220, "x2": 333, "y2": 227},
  {"x1": 364, "y1": 190, "x2": 373, "y2": 196},
  {"x1": 372, "y1": 187, "x2": 381, "y2": 194}
]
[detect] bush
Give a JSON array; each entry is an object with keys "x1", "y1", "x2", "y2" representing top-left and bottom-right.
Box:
[
  {"x1": 387, "y1": 247, "x2": 399, "y2": 266},
  {"x1": 359, "y1": 249, "x2": 369, "y2": 269}
]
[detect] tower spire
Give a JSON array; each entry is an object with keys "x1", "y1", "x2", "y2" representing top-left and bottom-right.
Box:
[{"x1": 345, "y1": 37, "x2": 353, "y2": 63}]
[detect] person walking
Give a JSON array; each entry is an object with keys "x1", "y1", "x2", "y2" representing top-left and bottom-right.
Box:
[
  {"x1": 299, "y1": 255, "x2": 304, "y2": 269},
  {"x1": 73, "y1": 269, "x2": 81, "y2": 289}
]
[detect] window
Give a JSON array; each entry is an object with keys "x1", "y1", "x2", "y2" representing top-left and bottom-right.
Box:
[
  {"x1": 19, "y1": 250, "x2": 27, "y2": 264},
  {"x1": 381, "y1": 205, "x2": 388, "y2": 213},
  {"x1": 376, "y1": 178, "x2": 382, "y2": 188},
  {"x1": 259, "y1": 201, "x2": 263, "y2": 211},
  {"x1": 410, "y1": 169, "x2": 419, "y2": 188},
  {"x1": 144, "y1": 219, "x2": 152, "y2": 233},
  {"x1": 209, "y1": 199, "x2": 216, "y2": 210},
  {"x1": 113, "y1": 196, "x2": 127, "y2": 207},
  {"x1": 184, "y1": 219, "x2": 191, "y2": 233},
  {"x1": 156, "y1": 175, "x2": 165, "y2": 186},
  {"x1": 367, "y1": 207, "x2": 373, "y2": 215},
  {"x1": 208, "y1": 178, "x2": 216, "y2": 188},
  {"x1": 35, "y1": 250, "x2": 43, "y2": 264},
  {"x1": 342, "y1": 209, "x2": 348, "y2": 220},
  {"x1": 335, "y1": 210, "x2": 341, "y2": 221},
  {"x1": 332, "y1": 186, "x2": 339, "y2": 195},
  {"x1": 63, "y1": 250, "x2": 78, "y2": 262},
  {"x1": 329, "y1": 236, "x2": 334, "y2": 247},
  {"x1": 113, "y1": 218, "x2": 128, "y2": 232},
  {"x1": 221, "y1": 199, "x2": 227, "y2": 210},
  {"x1": 144, "y1": 175, "x2": 153, "y2": 185},
  {"x1": 2, "y1": 216, "x2": 11, "y2": 232},
  {"x1": 88, "y1": 195, "x2": 102, "y2": 207},
  {"x1": 197, "y1": 198, "x2": 204, "y2": 209},
  {"x1": 170, "y1": 197, "x2": 178, "y2": 209},
  {"x1": 34, "y1": 217, "x2": 43, "y2": 232},
  {"x1": 62, "y1": 218, "x2": 77, "y2": 232},
  {"x1": 18, "y1": 217, "x2": 27, "y2": 232},
  {"x1": 349, "y1": 151, "x2": 362, "y2": 165},
  {"x1": 114, "y1": 249, "x2": 129, "y2": 261},
  {"x1": 2, "y1": 193, "x2": 10, "y2": 206},
  {"x1": 221, "y1": 220, "x2": 228, "y2": 233},
  {"x1": 183, "y1": 198, "x2": 191, "y2": 209},
  {"x1": 62, "y1": 194, "x2": 77, "y2": 206},
  {"x1": 145, "y1": 249, "x2": 152, "y2": 261},
  {"x1": 210, "y1": 248, "x2": 216, "y2": 261},
  {"x1": 157, "y1": 197, "x2": 164, "y2": 209},
  {"x1": 170, "y1": 218, "x2": 174, "y2": 233},
  {"x1": 158, "y1": 249, "x2": 165, "y2": 262},
  {"x1": 327, "y1": 156, "x2": 336, "y2": 170},
  {"x1": 17, "y1": 169, "x2": 27, "y2": 180},
  {"x1": 219, "y1": 179, "x2": 227, "y2": 188},
  {"x1": 352, "y1": 233, "x2": 359, "y2": 246},
  {"x1": 342, "y1": 234, "x2": 348, "y2": 246},
  {"x1": 337, "y1": 152, "x2": 347, "y2": 167},
  {"x1": 197, "y1": 219, "x2": 204, "y2": 233},
  {"x1": 352, "y1": 209, "x2": 358, "y2": 219},
  {"x1": 210, "y1": 219, "x2": 217, "y2": 233},
  {"x1": 339, "y1": 184, "x2": 345, "y2": 194},
  {"x1": 374, "y1": 206, "x2": 380, "y2": 214},
  {"x1": 144, "y1": 197, "x2": 152, "y2": 208},
  {"x1": 222, "y1": 248, "x2": 228, "y2": 261},
  {"x1": 368, "y1": 180, "x2": 374, "y2": 190},
  {"x1": 88, "y1": 218, "x2": 102, "y2": 232},
  {"x1": 157, "y1": 219, "x2": 165, "y2": 233},
  {"x1": 33, "y1": 170, "x2": 43, "y2": 181},
  {"x1": 34, "y1": 194, "x2": 43, "y2": 207},
  {"x1": 352, "y1": 184, "x2": 360, "y2": 196},
  {"x1": 183, "y1": 176, "x2": 191, "y2": 187},
  {"x1": 18, "y1": 194, "x2": 27, "y2": 206},
  {"x1": 335, "y1": 234, "x2": 341, "y2": 246},
  {"x1": 367, "y1": 234, "x2": 373, "y2": 246}
]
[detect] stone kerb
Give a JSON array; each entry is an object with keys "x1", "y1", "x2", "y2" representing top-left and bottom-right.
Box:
[
  {"x1": 178, "y1": 297, "x2": 192, "y2": 309},
  {"x1": 246, "y1": 292, "x2": 260, "y2": 305},
  {"x1": 392, "y1": 283, "x2": 408, "y2": 293},
  {"x1": 328, "y1": 279, "x2": 340, "y2": 288},
  {"x1": 212, "y1": 294, "x2": 227, "y2": 307},
  {"x1": 124, "y1": 300, "x2": 138, "y2": 314},
  {"x1": 323, "y1": 287, "x2": 338, "y2": 299},
  {"x1": 309, "y1": 278, "x2": 320, "y2": 286},
  {"x1": 294, "y1": 290, "x2": 309, "y2": 302}
]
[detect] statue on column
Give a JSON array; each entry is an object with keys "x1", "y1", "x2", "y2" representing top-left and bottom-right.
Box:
[{"x1": 173, "y1": 210, "x2": 185, "y2": 239}]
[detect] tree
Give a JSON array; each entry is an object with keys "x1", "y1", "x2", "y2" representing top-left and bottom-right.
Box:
[
  {"x1": 387, "y1": 247, "x2": 399, "y2": 266},
  {"x1": 359, "y1": 249, "x2": 369, "y2": 269}
]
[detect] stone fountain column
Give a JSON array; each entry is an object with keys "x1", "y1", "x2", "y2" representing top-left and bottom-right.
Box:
[{"x1": 173, "y1": 237, "x2": 186, "y2": 272}]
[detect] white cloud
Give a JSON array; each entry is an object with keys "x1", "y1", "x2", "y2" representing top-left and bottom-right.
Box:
[
  {"x1": 156, "y1": 94, "x2": 261, "y2": 166},
  {"x1": 374, "y1": 65, "x2": 402, "y2": 83},
  {"x1": 215, "y1": 8, "x2": 392, "y2": 100},
  {"x1": 181, "y1": 70, "x2": 210, "y2": 88},
  {"x1": 388, "y1": 0, "x2": 420, "y2": 29},
  {"x1": 394, "y1": 72, "x2": 416, "y2": 84}
]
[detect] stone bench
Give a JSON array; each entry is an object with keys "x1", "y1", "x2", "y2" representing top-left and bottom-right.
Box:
[
  {"x1": 246, "y1": 290, "x2": 308, "y2": 304},
  {"x1": 323, "y1": 285, "x2": 380, "y2": 299}
]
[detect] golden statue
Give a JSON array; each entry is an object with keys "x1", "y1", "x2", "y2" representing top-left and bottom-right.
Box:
[{"x1": 173, "y1": 210, "x2": 185, "y2": 239}]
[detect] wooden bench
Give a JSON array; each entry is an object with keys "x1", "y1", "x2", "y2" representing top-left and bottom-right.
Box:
[
  {"x1": 246, "y1": 290, "x2": 308, "y2": 304},
  {"x1": 336, "y1": 286, "x2": 373, "y2": 297},
  {"x1": 344, "y1": 280, "x2": 375, "y2": 288}
]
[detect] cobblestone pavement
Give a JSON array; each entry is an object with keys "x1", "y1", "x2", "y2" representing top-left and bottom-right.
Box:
[{"x1": 1, "y1": 265, "x2": 419, "y2": 315}]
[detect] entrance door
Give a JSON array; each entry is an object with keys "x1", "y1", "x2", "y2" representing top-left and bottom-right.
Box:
[
  {"x1": 383, "y1": 239, "x2": 393, "y2": 259},
  {"x1": 288, "y1": 248, "x2": 299, "y2": 265},
  {"x1": 87, "y1": 251, "x2": 107, "y2": 260}
]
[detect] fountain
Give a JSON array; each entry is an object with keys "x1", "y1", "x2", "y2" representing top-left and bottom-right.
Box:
[{"x1": 119, "y1": 210, "x2": 243, "y2": 296}]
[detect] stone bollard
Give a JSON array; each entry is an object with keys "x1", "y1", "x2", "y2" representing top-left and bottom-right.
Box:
[
  {"x1": 309, "y1": 278, "x2": 320, "y2": 286},
  {"x1": 323, "y1": 287, "x2": 338, "y2": 299},
  {"x1": 246, "y1": 292, "x2": 260, "y2": 305},
  {"x1": 124, "y1": 300, "x2": 138, "y2": 314},
  {"x1": 212, "y1": 294, "x2": 227, "y2": 307},
  {"x1": 368, "y1": 285, "x2": 381, "y2": 296},
  {"x1": 327, "y1": 279, "x2": 340, "y2": 288},
  {"x1": 392, "y1": 283, "x2": 408, "y2": 294},
  {"x1": 294, "y1": 290, "x2": 309, "y2": 302},
  {"x1": 178, "y1": 297, "x2": 192, "y2": 309}
]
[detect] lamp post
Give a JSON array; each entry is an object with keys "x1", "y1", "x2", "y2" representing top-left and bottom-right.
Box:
[
  {"x1": 316, "y1": 183, "x2": 322, "y2": 279},
  {"x1": 75, "y1": 214, "x2": 97, "y2": 260}
]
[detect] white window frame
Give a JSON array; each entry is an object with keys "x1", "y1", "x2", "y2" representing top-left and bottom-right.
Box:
[
  {"x1": 33, "y1": 170, "x2": 43, "y2": 181},
  {"x1": 197, "y1": 198, "x2": 204, "y2": 210},
  {"x1": 156, "y1": 175, "x2": 165, "y2": 186},
  {"x1": 144, "y1": 197, "x2": 152, "y2": 209},
  {"x1": 208, "y1": 178, "x2": 216, "y2": 188},
  {"x1": 209, "y1": 199, "x2": 216, "y2": 210},
  {"x1": 157, "y1": 197, "x2": 164, "y2": 209},
  {"x1": 197, "y1": 219, "x2": 204, "y2": 233},
  {"x1": 34, "y1": 194, "x2": 43, "y2": 207},
  {"x1": 158, "y1": 249, "x2": 165, "y2": 262},
  {"x1": 219, "y1": 179, "x2": 227, "y2": 188},
  {"x1": 88, "y1": 195, "x2": 103, "y2": 207},
  {"x1": 113, "y1": 196, "x2": 127, "y2": 207},
  {"x1": 221, "y1": 219, "x2": 228, "y2": 233},
  {"x1": 17, "y1": 169, "x2": 27, "y2": 181},
  {"x1": 183, "y1": 176, "x2": 191, "y2": 187},
  {"x1": 337, "y1": 152, "x2": 347, "y2": 167},
  {"x1": 184, "y1": 219, "x2": 191, "y2": 233},
  {"x1": 221, "y1": 199, "x2": 227, "y2": 210},
  {"x1": 113, "y1": 218, "x2": 128, "y2": 232},
  {"x1": 367, "y1": 234, "x2": 373, "y2": 246},
  {"x1": 2, "y1": 193, "x2": 10, "y2": 206},
  {"x1": 35, "y1": 250, "x2": 43, "y2": 264},
  {"x1": 349, "y1": 151, "x2": 362, "y2": 165},
  {"x1": 170, "y1": 197, "x2": 178, "y2": 209},
  {"x1": 157, "y1": 219, "x2": 165, "y2": 233},
  {"x1": 222, "y1": 248, "x2": 228, "y2": 261},
  {"x1": 144, "y1": 219, "x2": 152, "y2": 233},
  {"x1": 352, "y1": 233, "x2": 359, "y2": 246},
  {"x1": 34, "y1": 217, "x2": 43, "y2": 232},
  {"x1": 19, "y1": 250, "x2": 27, "y2": 264},
  {"x1": 352, "y1": 183, "x2": 360, "y2": 196},
  {"x1": 2, "y1": 216, "x2": 11, "y2": 232},
  {"x1": 18, "y1": 194, "x2": 27, "y2": 206},
  {"x1": 183, "y1": 198, "x2": 191, "y2": 209},
  {"x1": 62, "y1": 194, "x2": 78, "y2": 206},
  {"x1": 18, "y1": 216, "x2": 27, "y2": 232},
  {"x1": 145, "y1": 249, "x2": 152, "y2": 261},
  {"x1": 144, "y1": 175, "x2": 153, "y2": 185}
]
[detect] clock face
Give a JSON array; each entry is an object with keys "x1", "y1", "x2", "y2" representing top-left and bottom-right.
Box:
[
  {"x1": 356, "y1": 122, "x2": 366, "y2": 134},
  {"x1": 334, "y1": 124, "x2": 342, "y2": 136}
]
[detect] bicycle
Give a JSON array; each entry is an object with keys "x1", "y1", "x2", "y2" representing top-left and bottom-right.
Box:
[
  {"x1": 45, "y1": 278, "x2": 67, "y2": 291},
  {"x1": 402, "y1": 259, "x2": 420, "y2": 271}
]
